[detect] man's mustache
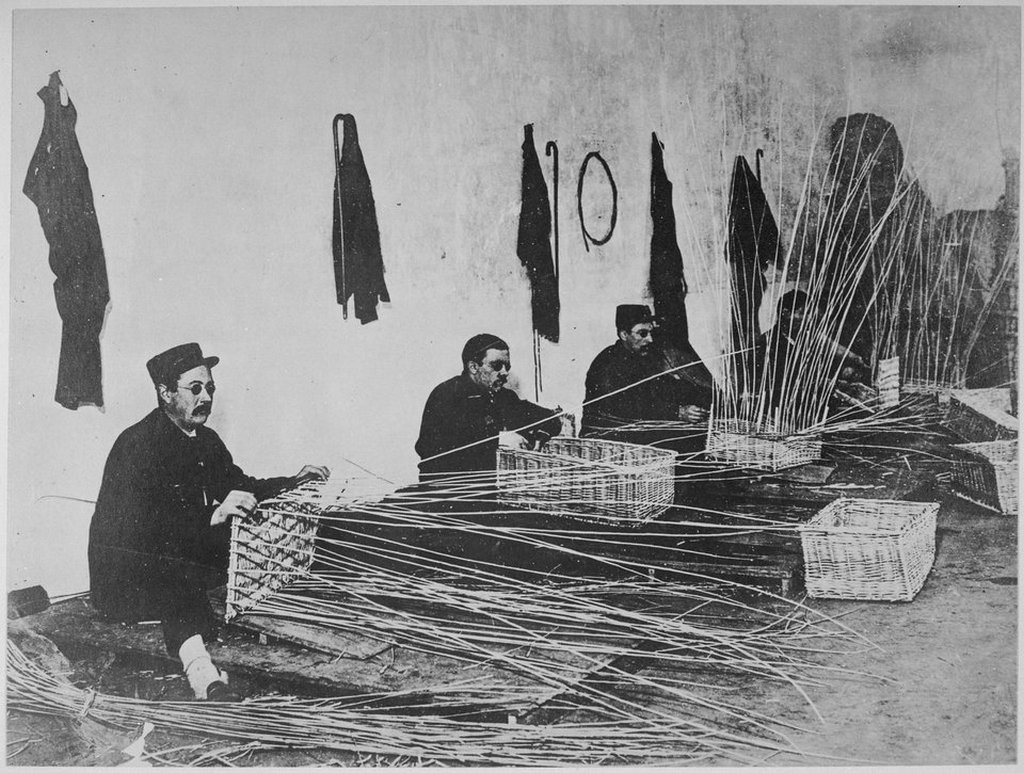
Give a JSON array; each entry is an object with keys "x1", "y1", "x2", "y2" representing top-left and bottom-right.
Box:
[{"x1": 194, "y1": 405, "x2": 212, "y2": 415}]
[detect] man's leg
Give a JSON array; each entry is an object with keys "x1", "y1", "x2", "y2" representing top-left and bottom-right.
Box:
[{"x1": 160, "y1": 567, "x2": 241, "y2": 702}]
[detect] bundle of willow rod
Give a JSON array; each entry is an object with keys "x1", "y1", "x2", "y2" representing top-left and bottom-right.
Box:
[
  {"x1": 224, "y1": 480, "x2": 879, "y2": 757},
  {"x1": 873, "y1": 192, "x2": 1018, "y2": 392},
  {"x1": 665, "y1": 117, "x2": 939, "y2": 452},
  {"x1": 7, "y1": 640, "x2": 798, "y2": 766}
]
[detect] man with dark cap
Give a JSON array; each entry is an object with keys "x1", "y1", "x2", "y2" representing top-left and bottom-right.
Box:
[
  {"x1": 87, "y1": 343, "x2": 329, "y2": 701},
  {"x1": 582, "y1": 304, "x2": 711, "y2": 446},
  {"x1": 416, "y1": 334, "x2": 562, "y2": 479}
]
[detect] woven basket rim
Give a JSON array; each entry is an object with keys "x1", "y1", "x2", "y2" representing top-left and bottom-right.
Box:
[{"x1": 503, "y1": 435, "x2": 678, "y2": 461}]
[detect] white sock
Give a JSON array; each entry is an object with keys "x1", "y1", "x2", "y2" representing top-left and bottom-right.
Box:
[{"x1": 178, "y1": 634, "x2": 222, "y2": 699}]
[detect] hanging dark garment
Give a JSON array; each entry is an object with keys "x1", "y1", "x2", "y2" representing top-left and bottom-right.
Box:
[
  {"x1": 649, "y1": 132, "x2": 689, "y2": 347},
  {"x1": 727, "y1": 154, "x2": 779, "y2": 359},
  {"x1": 332, "y1": 113, "x2": 390, "y2": 324},
  {"x1": 516, "y1": 123, "x2": 560, "y2": 343},
  {"x1": 649, "y1": 132, "x2": 715, "y2": 400},
  {"x1": 23, "y1": 72, "x2": 110, "y2": 410}
]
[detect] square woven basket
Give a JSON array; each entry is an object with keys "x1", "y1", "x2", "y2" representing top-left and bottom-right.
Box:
[
  {"x1": 705, "y1": 418, "x2": 822, "y2": 472},
  {"x1": 496, "y1": 436, "x2": 676, "y2": 527},
  {"x1": 947, "y1": 388, "x2": 1018, "y2": 443},
  {"x1": 950, "y1": 440, "x2": 1019, "y2": 516},
  {"x1": 797, "y1": 498, "x2": 939, "y2": 602}
]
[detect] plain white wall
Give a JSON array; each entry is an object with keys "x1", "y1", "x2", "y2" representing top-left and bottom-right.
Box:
[{"x1": 8, "y1": 5, "x2": 1020, "y2": 595}]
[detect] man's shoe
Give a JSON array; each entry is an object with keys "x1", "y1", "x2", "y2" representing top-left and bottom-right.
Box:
[{"x1": 205, "y1": 680, "x2": 243, "y2": 702}]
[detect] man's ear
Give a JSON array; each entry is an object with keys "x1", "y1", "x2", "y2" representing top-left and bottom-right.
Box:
[
  {"x1": 617, "y1": 330, "x2": 628, "y2": 343},
  {"x1": 157, "y1": 383, "x2": 173, "y2": 405}
]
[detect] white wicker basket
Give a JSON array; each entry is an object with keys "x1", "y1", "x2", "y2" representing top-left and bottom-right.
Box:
[
  {"x1": 951, "y1": 440, "x2": 1018, "y2": 516},
  {"x1": 496, "y1": 437, "x2": 676, "y2": 527},
  {"x1": 705, "y1": 418, "x2": 822, "y2": 471},
  {"x1": 798, "y1": 498, "x2": 939, "y2": 602}
]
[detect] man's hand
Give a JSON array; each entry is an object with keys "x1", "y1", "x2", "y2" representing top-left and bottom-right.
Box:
[
  {"x1": 678, "y1": 405, "x2": 710, "y2": 424},
  {"x1": 210, "y1": 490, "x2": 257, "y2": 526},
  {"x1": 498, "y1": 431, "x2": 529, "y2": 450},
  {"x1": 295, "y1": 464, "x2": 330, "y2": 483}
]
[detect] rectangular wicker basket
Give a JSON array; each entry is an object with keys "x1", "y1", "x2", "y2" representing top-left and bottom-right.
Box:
[
  {"x1": 947, "y1": 388, "x2": 1018, "y2": 443},
  {"x1": 496, "y1": 436, "x2": 676, "y2": 527},
  {"x1": 950, "y1": 440, "x2": 1019, "y2": 516},
  {"x1": 705, "y1": 418, "x2": 822, "y2": 472},
  {"x1": 797, "y1": 498, "x2": 939, "y2": 602}
]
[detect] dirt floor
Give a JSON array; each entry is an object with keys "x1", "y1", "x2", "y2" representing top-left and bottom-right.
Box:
[{"x1": 5, "y1": 495, "x2": 1017, "y2": 767}]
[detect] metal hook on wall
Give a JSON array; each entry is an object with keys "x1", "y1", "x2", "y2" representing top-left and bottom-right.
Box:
[{"x1": 545, "y1": 140, "x2": 559, "y2": 278}]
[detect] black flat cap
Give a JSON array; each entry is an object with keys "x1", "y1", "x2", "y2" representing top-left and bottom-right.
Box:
[
  {"x1": 146, "y1": 342, "x2": 220, "y2": 385},
  {"x1": 615, "y1": 304, "x2": 653, "y2": 332}
]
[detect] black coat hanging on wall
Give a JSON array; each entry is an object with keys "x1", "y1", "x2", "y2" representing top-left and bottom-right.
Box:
[
  {"x1": 23, "y1": 71, "x2": 110, "y2": 410},
  {"x1": 649, "y1": 132, "x2": 715, "y2": 396},
  {"x1": 333, "y1": 113, "x2": 390, "y2": 324},
  {"x1": 516, "y1": 124, "x2": 560, "y2": 343},
  {"x1": 649, "y1": 132, "x2": 689, "y2": 347},
  {"x1": 727, "y1": 154, "x2": 780, "y2": 359}
]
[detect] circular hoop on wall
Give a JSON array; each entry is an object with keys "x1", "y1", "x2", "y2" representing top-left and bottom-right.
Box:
[{"x1": 576, "y1": 151, "x2": 618, "y2": 252}]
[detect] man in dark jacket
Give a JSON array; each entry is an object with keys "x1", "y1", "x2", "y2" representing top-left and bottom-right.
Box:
[
  {"x1": 416, "y1": 334, "x2": 562, "y2": 480},
  {"x1": 582, "y1": 305, "x2": 711, "y2": 450},
  {"x1": 87, "y1": 343, "x2": 328, "y2": 701}
]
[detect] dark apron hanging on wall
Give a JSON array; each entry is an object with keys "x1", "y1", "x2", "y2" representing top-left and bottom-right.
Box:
[
  {"x1": 649, "y1": 132, "x2": 714, "y2": 396},
  {"x1": 727, "y1": 154, "x2": 779, "y2": 358},
  {"x1": 23, "y1": 71, "x2": 110, "y2": 410},
  {"x1": 516, "y1": 123, "x2": 559, "y2": 343},
  {"x1": 332, "y1": 113, "x2": 390, "y2": 324},
  {"x1": 649, "y1": 132, "x2": 689, "y2": 347}
]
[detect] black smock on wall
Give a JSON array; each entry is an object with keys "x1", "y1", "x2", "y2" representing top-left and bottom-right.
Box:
[{"x1": 23, "y1": 71, "x2": 110, "y2": 410}]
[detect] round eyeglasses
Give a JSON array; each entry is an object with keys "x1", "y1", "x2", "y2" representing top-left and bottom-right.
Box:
[{"x1": 179, "y1": 382, "x2": 216, "y2": 396}]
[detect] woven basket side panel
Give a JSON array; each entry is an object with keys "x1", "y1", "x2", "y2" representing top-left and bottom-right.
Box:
[
  {"x1": 948, "y1": 391, "x2": 1018, "y2": 442},
  {"x1": 802, "y1": 532, "x2": 910, "y2": 600},
  {"x1": 226, "y1": 498, "x2": 320, "y2": 620},
  {"x1": 497, "y1": 439, "x2": 674, "y2": 525}
]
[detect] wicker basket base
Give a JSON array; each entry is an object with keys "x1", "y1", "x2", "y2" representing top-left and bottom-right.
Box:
[{"x1": 706, "y1": 419, "x2": 822, "y2": 472}]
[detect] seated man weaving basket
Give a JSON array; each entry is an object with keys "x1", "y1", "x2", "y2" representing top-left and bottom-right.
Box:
[
  {"x1": 582, "y1": 304, "x2": 713, "y2": 455},
  {"x1": 416, "y1": 334, "x2": 562, "y2": 481},
  {"x1": 748, "y1": 290, "x2": 873, "y2": 414},
  {"x1": 87, "y1": 343, "x2": 329, "y2": 702}
]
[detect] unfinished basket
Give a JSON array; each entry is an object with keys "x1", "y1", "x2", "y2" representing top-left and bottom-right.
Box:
[
  {"x1": 798, "y1": 498, "x2": 939, "y2": 602},
  {"x1": 950, "y1": 440, "x2": 1018, "y2": 516},
  {"x1": 902, "y1": 377, "x2": 964, "y2": 406},
  {"x1": 226, "y1": 481, "x2": 324, "y2": 620},
  {"x1": 496, "y1": 436, "x2": 676, "y2": 527},
  {"x1": 875, "y1": 356, "x2": 901, "y2": 408},
  {"x1": 947, "y1": 388, "x2": 1018, "y2": 442},
  {"x1": 705, "y1": 418, "x2": 822, "y2": 472}
]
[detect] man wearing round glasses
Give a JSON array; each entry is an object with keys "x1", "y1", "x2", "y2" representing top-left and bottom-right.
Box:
[
  {"x1": 88, "y1": 342, "x2": 329, "y2": 702},
  {"x1": 581, "y1": 304, "x2": 711, "y2": 442}
]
